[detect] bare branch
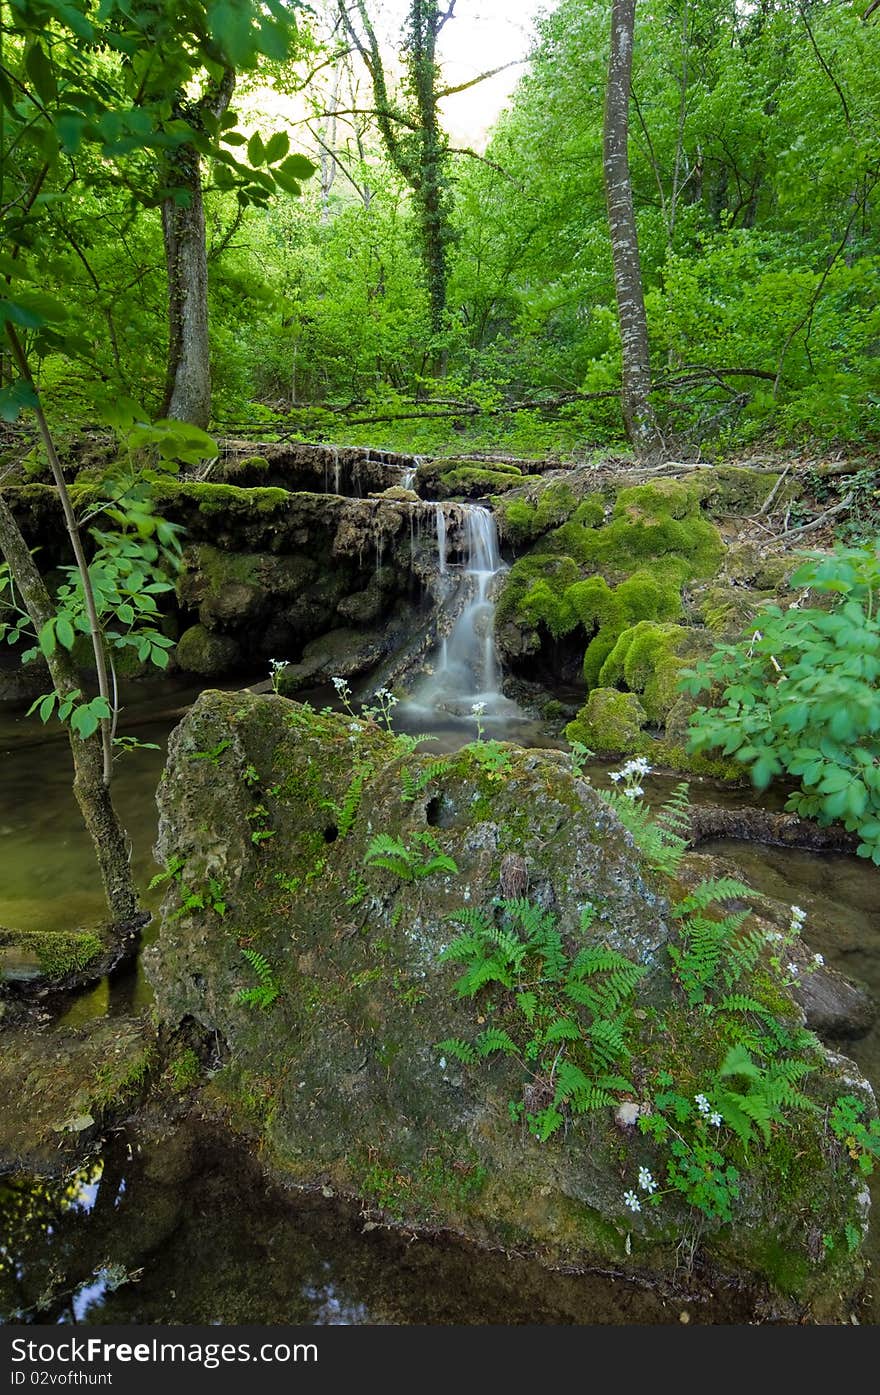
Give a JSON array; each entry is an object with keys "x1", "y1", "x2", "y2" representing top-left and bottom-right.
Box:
[{"x1": 436, "y1": 60, "x2": 524, "y2": 101}]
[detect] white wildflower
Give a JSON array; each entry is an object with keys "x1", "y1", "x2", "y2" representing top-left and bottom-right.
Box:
[
  {"x1": 609, "y1": 771, "x2": 623, "y2": 783},
  {"x1": 709, "y1": 1111, "x2": 723, "y2": 1128},
  {"x1": 813, "y1": 953, "x2": 824, "y2": 967},
  {"x1": 471, "y1": 701, "x2": 486, "y2": 716},
  {"x1": 787, "y1": 961, "x2": 799, "y2": 977},
  {"x1": 623, "y1": 786, "x2": 644, "y2": 799},
  {"x1": 790, "y1": 905, "x2": 806, "y2": 924},
  {"x1": 637, "y1": 1167, "x2": 657, "y2": 1194},
  {"x1": 695, "y1": 1093, "x2": 711, "y2": 1115},
  {"x1": 269, "y1": 658, "x2": 286, "y2": 674},
  {"x1": 627, "y1": 756, "x2": 652, "y2": 776},
  {"x1": 766, "y1": 930, "x2": 783, "y2": 943},
  {"x1": 331, "y1": 676, "x2": 348, "y2": 692},
  {"x1": 623, "y1": 1190, "x2": 642, "y2": 1213}
]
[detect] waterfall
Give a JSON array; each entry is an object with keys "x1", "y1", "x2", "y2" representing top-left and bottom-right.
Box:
[
  {"x1": 403, "y1": 503, "x2": 518, "y2": 723},
  {"x1": 435, "y1": 504, "x2": 447, "y2": 575}
]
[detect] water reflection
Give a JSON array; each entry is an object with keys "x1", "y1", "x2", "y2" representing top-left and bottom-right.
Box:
[{"x1": 0, "y1": 1128, "x2": 761, "y2": 1326}]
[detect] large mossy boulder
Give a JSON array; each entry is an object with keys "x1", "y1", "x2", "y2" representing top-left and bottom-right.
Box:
[{"x1": 145, "y1": 691, "x2": 874, "y2": 1319}]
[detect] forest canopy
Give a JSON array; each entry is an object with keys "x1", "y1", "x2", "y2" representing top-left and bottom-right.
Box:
[{"x1": 0, "y1": 0, "x2": 877, "y2": 456}]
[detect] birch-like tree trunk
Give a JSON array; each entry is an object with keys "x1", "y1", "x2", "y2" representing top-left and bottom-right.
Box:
[
  {"x1": 162, "y1": 70, "x2": 235, "y2": 429},
  {"x1": 603, "y1": 0, "x2": 664, "y2": 461}
]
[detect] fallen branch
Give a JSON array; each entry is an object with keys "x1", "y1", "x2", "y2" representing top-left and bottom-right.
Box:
[
  {"x1": 686, "y1": 804, "x2": 858, "y2": 855},
  {"x1": 755, "y1": 460, "x2": 792, "y2": 517},
  {"x1": 767, "y1": 492, "x2": 853, "y2": 543}
]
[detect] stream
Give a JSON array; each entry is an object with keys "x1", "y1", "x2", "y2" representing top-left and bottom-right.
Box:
[{"x1": 1, "y1": 676, "x2": 878, "y2": 1324}]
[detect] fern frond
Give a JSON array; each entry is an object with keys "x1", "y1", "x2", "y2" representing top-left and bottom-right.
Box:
[
  {"x1": 516, "y1": 991, "x2": 538, "y2": 1024},
  {"x1": 476, "y1": 1027, "x2": 518, "y2": 1057},
  {"x1": 544, "y1": 1016, "x2": 581, "y2": 1044},
  {"x1": 437, "y1": 1037, "x2": 476, "y2": 1065},
  {"x1": 241, "y1": 948, "x2": 273, "y2": 983},
  {"x1": 446, "y1": 906, "x2": 493, "y2": 935},
  {"x1": 674, "y1": 877, "x2": 752, "y2": 916},
  {"x1": 415, "y1": 853, "x2": 459, "y2": 879}
]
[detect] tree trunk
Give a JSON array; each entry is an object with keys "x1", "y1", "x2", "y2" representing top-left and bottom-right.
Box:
[
  {"x1": 162, "y1": 150, "x2": 211, "y2": 429},
  {"x1": 161, "y1": 71, "x2": 235, "y2": 429},
  {"x1": 0, "y1": 494, "x2": 139, "y2": 923},
  {"x1": 603, "y1": 0, "x2": 664, "y2": 461}
]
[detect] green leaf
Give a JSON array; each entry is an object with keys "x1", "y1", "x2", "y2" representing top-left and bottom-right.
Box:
[
  {"x1": 719, "y1": 1044, "x2": 761, "y2": 1081},
  {"x1": 271, "y1": 169, "x2": 302, "y2": 196},
  {"x1": 0, "y1": 380, "x2": 39, "y2": 422},
  {"x1": 25, "y1": 44, "x2": 57, "y2": 105},
  {"x1": 247, "y1": 131, "x2": 266, "y2": 166},
  {"x1": 55, "y1": 615, "x2": 75, "y2": 650},
  {"x1": 279, "y1": 153, "x2": 317, "y2": 180},
  {"x1": 38, "y1": 619, "x2": 56, "y2": 657},
  {"x1": 264, "y1": 131, "x2": 290, "y2": 164}
]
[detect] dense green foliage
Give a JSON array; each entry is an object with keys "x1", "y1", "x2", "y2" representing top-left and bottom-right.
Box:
[
  {"x1": 683, "y1": 541, "x2": 880, "y2": 862},
  {"x1": 437, "y1": 897, "x2": 646, "y2": 1142},
  {"x1": 1, "y1": 0, "x2": 875, "y2": 451}
]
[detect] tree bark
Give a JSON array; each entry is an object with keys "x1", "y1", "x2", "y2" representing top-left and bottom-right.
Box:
[
  {"x1": 161, "y1": 70, "x2": 235, "y2": 429},
  {"x1": 340, "y1": 1, "x2": 452, "y2": 342},
  {"x1": 603, "y1": 0, "x2": 664, "y2": 461},
  {"x1": 0, "y1": 494, "x2": 139, "y2": 923}
]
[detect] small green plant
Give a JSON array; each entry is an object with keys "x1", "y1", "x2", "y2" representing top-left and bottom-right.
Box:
[
  {"x1": 830, "y1": 1094, "x2": 880, "y2": 1175},
  {"x1": 361, "y1": 686, "x2": 400, "y2": 732},
  {"x1": 438, "y1": 898, "x2": 646, "y2": 1142},
  {"x1": 682, "y1": 540, "x2": 880, "y2": 862},
  {"x1": 569, "y1": 740, "x2": 593, "y2": 777},
  {"x1": 236, "y1": 948, "x2": 280, "y2": 1010},
  {"x1": 669, "y1": 877, "x2": 766, "y2": 1006},
  {"x1": 168, "y1": 1048, "x2": 201, "y2": 1091},
  {"x1": 364, "y1": 830, "x2": 458, "y2": 882},
  {"x1": 189, "y1": 738, "x2": 231, "y2": 764},
  {"x1": 322, "y1": 761, "x2": 372, "y2": 838},
  {"x1": 149, "y1": 859, "x2": 227, "y2": 919},
  {"x1": 599, "y1": 759, "x2": 690, "y2": 875},
  {"x1": 400, "y1": 758, "x2": 450, "y2": 803},
  {"x1": 465, "y1": 739, "x2": 512, "y2": 781},
  {"x1": 470, "y1": 700, "x2": 487, "y2": 741}
]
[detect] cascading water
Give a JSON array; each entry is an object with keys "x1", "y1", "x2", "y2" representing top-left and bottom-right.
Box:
[{"x1": 404, "y1": 503, "x2": 520, "y2": 724}]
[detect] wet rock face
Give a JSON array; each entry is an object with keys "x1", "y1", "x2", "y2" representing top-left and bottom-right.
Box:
[
  {"x1": 145, "y1": 691, "x2": 875, "y2": 1318},
  {"x1": 171, "y1": 493, "x2": 440, "y2": 683}
]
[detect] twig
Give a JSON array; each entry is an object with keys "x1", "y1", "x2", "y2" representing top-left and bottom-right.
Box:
[
  {"x1": 767, "y1": 493, "x2": 854, "y2": 544},
  {"x1": 755, "y1": 461, "x2": 792, "y2": 517}
]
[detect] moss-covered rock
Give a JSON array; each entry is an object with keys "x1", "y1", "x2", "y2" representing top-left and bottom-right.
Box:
[
  {"x1": 0, "y1": 926, "x2": 103, "y2": 985},
  {"x1": 176, "y1": 624, "x2": 241, "y2": 677},
  {"x1": 0, "y1": 1014, "x2": 155, "y2": 1173},
  {"x1": 142, "y1": 691, "x2": 874, "y2": 1318},
  {"x1": 598, "y1": 622, "x2": 714, "y2": 725},
  {"x1": 564, "y1": 688, "x2": 649, "y2": 753}
]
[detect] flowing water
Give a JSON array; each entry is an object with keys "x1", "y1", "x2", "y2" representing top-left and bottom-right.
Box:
[{"x1": 402, "y1": 504, "x2": 523, "y2": 731}]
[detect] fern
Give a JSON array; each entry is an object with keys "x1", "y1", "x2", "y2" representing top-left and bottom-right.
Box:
[
  {"x1": 436, "y1": 896, "x2": 644, "y2": 1143},
  {"x1": 364, "y1": 830, "x2": 458, "y2": 882},
  {"x1": 400, "y1": 758, "x2": 450, "y2": 803},
  {"x1": 601, "y1": 785, "x2": 690, "y2": 875},
  {"x1": 673, "y1": 877, "x2": 752, "y2": 916},
  {"x1": 323, "y1": 763, "x2": 372, "y2": 839},
  {"x1": 475, "y1": 1027, "x2": 518, "y2": 1057},
  {"x1": 437, "y1": 1037, "x2": 476, "y2": 1065},
  {"x1": 236, "y1": 948, "x2": 280, "y2": 1010}
]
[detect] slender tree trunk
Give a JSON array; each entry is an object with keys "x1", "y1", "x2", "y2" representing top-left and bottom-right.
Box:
[
  {"x1": 161, "y1": 70, "x2": 235, "y2": 429},
  {"x1": 162, "y1": 154, "x2": 211, "y2": 429},
  {"x1": 0, "y1": 494, "x2": 138, "y2": 923},
  {"x1": 603, "y1": 0, "x2": 664, "y2": 461}
]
